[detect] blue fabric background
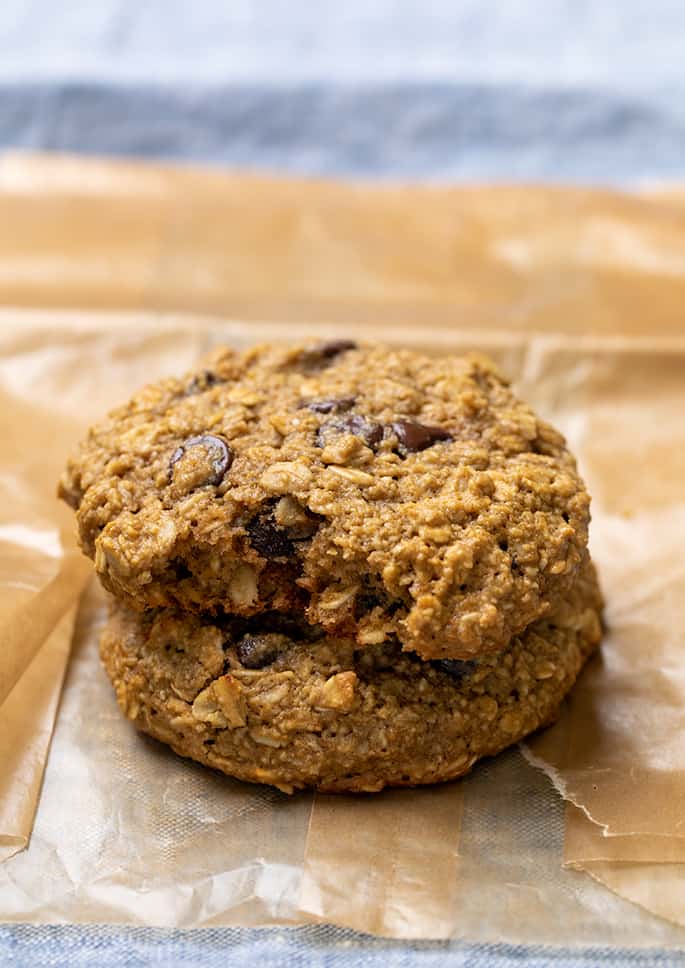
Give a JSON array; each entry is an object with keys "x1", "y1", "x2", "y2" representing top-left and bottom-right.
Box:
[
  {"x1": 2, "y1": 1, "x2": 685, "y2": 963},
  {"x1": 4, "y1": 926, "x2": 685, "y2": 968},
  {"x1": 1, "y1": 0, "x2": 685, "y2": 182}
]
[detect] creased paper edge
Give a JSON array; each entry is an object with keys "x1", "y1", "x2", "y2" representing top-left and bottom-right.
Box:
[{"x1": 520, "y1": 743, "x2": 610, "y2": 837}]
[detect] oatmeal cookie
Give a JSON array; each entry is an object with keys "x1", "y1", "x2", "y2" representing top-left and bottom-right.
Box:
[
  {"x1": 100, "y1": 561, "x2": 602, "y2": 794},
  {"x1": 61, "y1": 341, "x2": 590, "y2": 659}
]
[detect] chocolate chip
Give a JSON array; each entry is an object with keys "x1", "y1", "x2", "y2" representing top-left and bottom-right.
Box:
[
  {"x1": 316, "y1": 414, "x2": 384, "y2": 449},
  {"x1": 354, "y1": 587, "x2": 392, "y2": 619},
  {"x1": 171, "y1": 559, "x2": 192, "y2": 581},
  {"x1": 236, "y1": 633, "x2": 285, "y2": 669},
  {"x1": 301, "y1": 395, "x2": 356, "y2": 414},
  {"x1": 186, "y1": 370, "x2": 220, "y2": 395},
  {"x1": 390, "y1": 420, "x2": 452, "y2": 456},
  {"x1": 433, "y1": 659, "x2": 477, "y2": 680},
  {"x1": 246, "y1": 511, "x2": 294, "y2": 559},
  {"x1": 299, "y1": 339, "x2": 358, "y2": 366},
  {"x1": 168, "y1": 434, "x2": 233, "y2": 485},
  {"x1": 313, "y1": 339, "x2": 357, "y2": 359}
]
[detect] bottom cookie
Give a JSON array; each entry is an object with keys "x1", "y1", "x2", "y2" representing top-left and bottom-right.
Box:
[{"x1": 100, "y1": 563, "x2": 602, "y2": 794}]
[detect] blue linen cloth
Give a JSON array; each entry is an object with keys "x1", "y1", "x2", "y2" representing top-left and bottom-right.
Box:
[
  {"x1": 3, "y1": 925, "x2": 685, "y2": 968},
  {"x1": 1, "y1": 0, "x2": 684, "y2": 183}
]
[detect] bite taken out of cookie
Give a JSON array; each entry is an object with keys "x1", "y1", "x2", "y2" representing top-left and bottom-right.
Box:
[{"x1": 60, "y1": 340, "x2": 591, "y2": 662}]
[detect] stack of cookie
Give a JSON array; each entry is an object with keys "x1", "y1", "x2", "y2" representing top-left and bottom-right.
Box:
[{"x1": 59, "y1": 341, "x2": 601, "y2": 793}]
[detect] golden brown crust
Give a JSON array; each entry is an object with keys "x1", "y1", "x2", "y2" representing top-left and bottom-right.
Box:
[
  {"x1": 61, "y1": 341, "x2": 590, "y2": 661},
  {"x1": 100, "y1": 561, "x2": 602, "y2": 794}
]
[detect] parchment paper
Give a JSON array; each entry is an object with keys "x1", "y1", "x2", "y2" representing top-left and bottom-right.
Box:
[
  {"x1": 0, "y1": 604, "x2": 77, "y2": 862},
  {"x1": 1, "y1": 155, "x2": 685, "y2": 943},
  {"x1": 0, "y1": 329, "x2": 93, "y2": 861}
]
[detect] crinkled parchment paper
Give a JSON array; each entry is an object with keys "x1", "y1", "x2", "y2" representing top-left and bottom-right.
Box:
[{"x1": 0, "y1": 154, "x2": 685, "y2": 943}]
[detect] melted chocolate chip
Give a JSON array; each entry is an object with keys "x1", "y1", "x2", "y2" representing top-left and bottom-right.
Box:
[
  {"x1": 301, "y1": 395, "x2": 356, "y2": 414},
  {"x1": 316, "y1": 414, "x2": 384, "y2": 449},
  {"x1": 354, "y1": 587, "x2": 393, "y2": 619},
  {"x1": 246, "y1": 511, "x2": 294, "y2": 559},
  {"x1": 168, "y1": 434, "x2": 233, "y2": 485},
  {"x1": 433, "y1": 658, "x2": 477, "y2": 680},
  {"x1": 254, "y1": 611, "x2": 325, "y2": 642},
  {"x1": 390, "y1": 420, "x2": 452, "y2": 456},
  {"x1": 236, "y1": 633, "x2": 284, "y2": 669},
  {"x1": 171, "y1": 559, "x2": 192, "y2": 581}
]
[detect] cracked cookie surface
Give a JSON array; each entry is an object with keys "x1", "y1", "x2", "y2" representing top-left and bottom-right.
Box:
[
  {"x1": 100, "y1": 561, "x2": 602, "y2": 793},
  {"x1": 61, "y1": 341, "x2": 590, "y2": 659}
]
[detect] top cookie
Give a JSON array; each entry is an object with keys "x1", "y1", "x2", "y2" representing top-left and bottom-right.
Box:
[{"x1": 59, "y1": 340, "x2": 590, "y2": 659}]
